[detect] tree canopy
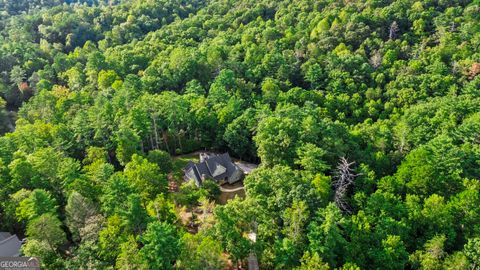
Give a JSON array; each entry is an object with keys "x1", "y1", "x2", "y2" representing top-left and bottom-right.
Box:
[{"x1": 0, "y1": 0, "x2": 479, "y2": 269}]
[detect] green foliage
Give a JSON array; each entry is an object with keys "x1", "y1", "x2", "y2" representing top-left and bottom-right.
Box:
[
  {"x1": 98, "y1": 215, "x2": 126, "y2": 263},
  {"x1": 409, "y1": 235, "x2": 448, "y2": 269},
  {"x1": 296, "y1": 251, "x2": 329, "y2": 270},
  {"x1": 115, "y1": 235, "x2": 147, "y2": 270},
  {"x1": 65, "y1": 191, "x2": 97, "y2": 242},
  {"x1": 464, "y1": 238, "x2": 480, "y2": 266},
  {"x1": 0, "y1": 0, "x2": 479, "y2": 269},
  {"x1": 26, "y1": 213, "x2": 66, "y2": 253},
  {"x1": 177, "y1": 233, "x2": 227, "y2": 270},
  {"x1": 295, "y1": 143, "x2": 329, "y2": 174},
  {"x1": 139, "y1": 221, "x2": 180, "y2": 270},
  {"x1": 16, "y1": 189, "x2": 57, "y2": 222},
  {"x1": 124, "y1": 154, "x2": 167, "y2": 201},
  {"x1": 120, "y1": 194, "x2": 150, "y2": 235},
  {"x1": 100, "y1": 173, "x2": 135, "y2": 216},
  {"x1": 307, "y1": 203, "x2": 346, "y2": 268},
  {"x1": 174, "y1": 180, "x2": 207, "y2": 207},
  {"x1": 200, "y1": 179, "x2": 221, "y2": 201},
  {"x1": 213, "y1": 198, "x2": 255, "y2": 262},
  {"x1": 147, "y1": 149, "x2": 173, "y2": 174},
  {"x1": 146, "y1": 194, "x2": 178, "y2": 224},
  {"x1": 395, "y1": 135, "x2": 465, "y2": 197}
]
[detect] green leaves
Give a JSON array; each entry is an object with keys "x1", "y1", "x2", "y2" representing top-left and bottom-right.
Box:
[
  {"x1": 295, "y1": 143, "x2": 329, "y2": 174},
  {"x1": 307, "y1": 203, "x2": 346, "y2": 268},
  {"x1": 16, "y1": 189, "x2": 57, "y2": 222},
  {"x1": 396, "y1": 135, "x2": 464, "y2": 197},
  {"x1": 124, "y1": 154, "x2": 168, "y2": 201},
  {"x1": 0, "y1": 0, "x2": 480, "y2": 269},
  {"x1": 25, "y1": 213, "x2": 66, "y2": 253},
  {"x1": 139, "y1": 221, "x2": 180, "y2": 270},
  {"x1": 177, "y1": 233, "x2": 227, "y2": 270}
]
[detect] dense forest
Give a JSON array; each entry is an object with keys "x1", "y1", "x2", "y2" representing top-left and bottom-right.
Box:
[{"x1": 0, "y1": 0, "x2": 479, "y2": 269}]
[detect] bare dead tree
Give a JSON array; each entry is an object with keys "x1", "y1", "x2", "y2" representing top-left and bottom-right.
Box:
[
  {"x1": 369, "y1": 50, "x2": 382, "y2": 69},
  {"x1": 333, "y1": 157, "x2": 360, "y2": 214},
  {"x1": 450, "y1": 22, "x2": 457, "y2": 32},
  {"x1": 389, "y1": 21, "x2": 399, "y2": 40}
]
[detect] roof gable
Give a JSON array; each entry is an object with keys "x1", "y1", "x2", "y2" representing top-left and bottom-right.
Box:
[{"x1": 211, "y1": 162, "x2": 227, "y2": 177}]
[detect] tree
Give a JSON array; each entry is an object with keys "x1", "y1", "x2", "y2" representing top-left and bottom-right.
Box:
[
  {"x1": 120, "y1": 194, "x2": 150, "y2": 235},
  {"x1": 333, "y1": 158, "x2": 359, "y2": 214},
  {"x1": 419, "y1": 194, "x2": 456, "y2": 248},
  {"x1": 98, "y1": 70, "x2": 120, "y2": 90},
  {"x1": 389, "y1": 21, "x2": 399, "y2": 40},
  {"x1": 277, "y1": 200, "x2": 311, "y2": 268},
  {"x1": 307, "y1": 203, "x2": 346, "y2": 268},
  {"x1": 396, "y1": 136, "x2": 464, "y2": 197},
  {"x1": 283, "y1": 200, "x2": 310, "y2": 244},
  {"x1": 200, "y1": 179, "x2": 221, "y2": 201},
  {"x1": 147, "y1": 149, "x2": 173, "y2": 174},
  {"x1": 124, "y1": 154, "x2": 167, "y2": 201},
  {"x1": 16, "y1": 189, "x2": 57, "y2": 222},
  {"x1": 64, "y1": 65, "x2": 85, "y2": 91},
  {"x1": 146, "y1": 194, "x2": 178, "y2": 224},
  {"x1": 464, "y1": 238, "x2": 480, "y2": 268},
  {"x1": 410, "y1": 235, "x2": 447, "y2": 269},
  {"x1": 443, "y1": 252, "x2": 470, "y2": 270},
  {"x1": 26, "y1": 213, "x2": 66, "y2": 253},
  {"x1": 305, "y1": 63, "x2": 324, "y2": 89},
  {"x1": 22, "y1": 239, "x2": 62, "y2": 270},
  {"x1": 296, "y1": 251, "x2": 329, "y2": 270},
  {"x1": 101, "y1": 173, "x2": 135, "y2": 216},
  {"x1": 261, "y1": 77, "x2": 281, "y2": 107},
  {"x1": 139, "y1": 221, "x2": 180, "y2": 270},
  {"x1": 10, "y1": 66, "x2": 26, "y2": 87},
  {"x1": 214, "y1": 198, "x2": 255, "y2": 265},
  {"x1": 1, "y1": 1, "x2": 480, "y2": 269},
  {"x1": 177, "y1": 233, "x2": 227, "y2": 270},
  {"x1": 254, "y1": 105, "x2": 302, "y2": 167},
  {"x1": 3, "y1": 189, "x2": 31, "y2": 230},
  {"x1": 244, "y1": 165, "x2": 316, "y2": 218},
  {"x1": 115, "y1": 125, "x2": 142, "y2": 166},
  {"x1": 65, "y1": 191, "x2": 97, "y2": 242},
  {"x1": 116, "y1": 235, "x2": 147, "y2": 270},
  {"x1": 223, "y1": 108, "x2": 258, "y2": 159},
  {"x1": 98, "y1": 215, "x2": 127, "y2": 263},
  {"x1": 79, "y1": 214, "x2": 105, "y2": 243},
  {"x1": 295, "y1": 143, "x2": 329, "y2": 174},
  {"x1": 373, "y1": 235, "x2": 409, "y2": 270}
]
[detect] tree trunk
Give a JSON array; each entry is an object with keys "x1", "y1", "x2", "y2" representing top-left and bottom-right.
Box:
[
  {"x1": 177, "y1": 133, "x2": 183, "y2": 152},
  {"x1": 152, "y1": 116, "x2": 160, "y2": 149},
  {"x1": 149, "y1": 134, "x2": 154, "y2": 150},
  {"x1": 162, "y1": 130, "x2": 171, "y2": 154},
  {"x1": 248, "y1": 253, "x2": 259, "y2": 270}
]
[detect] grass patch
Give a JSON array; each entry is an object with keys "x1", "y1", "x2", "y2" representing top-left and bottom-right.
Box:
[{"x1": 171, "y1": 153, "x2": 199, "y2": 182}]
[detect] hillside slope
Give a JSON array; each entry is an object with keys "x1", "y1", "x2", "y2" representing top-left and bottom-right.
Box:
[{"x1": 0, "y1": 0, "x2": 479, "y2": 269}]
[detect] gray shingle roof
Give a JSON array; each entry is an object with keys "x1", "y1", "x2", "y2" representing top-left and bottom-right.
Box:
[
  {"x1": 195, "y1": 162, "x2": 210, "y2": 178},
  {"x1": 205, "y1": 156, "x2": 228, "y2": 180},
  {"x1": 183, "y1": 153, "x2": 244, "y2": 186},
  {"x1": 0, "y1": 233, "x2": 22, "y2": 257},
  {"x1": 0, "y1": 232, "x2": 12, "y2": 241}
]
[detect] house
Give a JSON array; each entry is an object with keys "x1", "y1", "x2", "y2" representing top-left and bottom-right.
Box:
[
  {"x1": 184, "y1": 153, "x2": 244, "y2": 186},
  {"x1": 0, "y1": 232, "x2": 22, "y2": 257}
]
